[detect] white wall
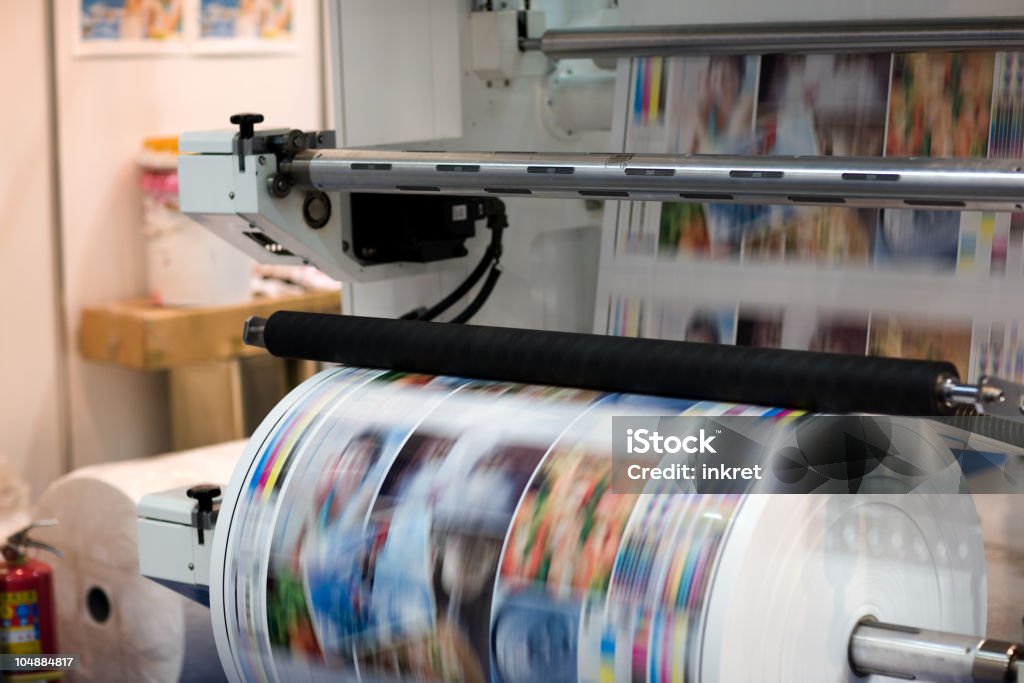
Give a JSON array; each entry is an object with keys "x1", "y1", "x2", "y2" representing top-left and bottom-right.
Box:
[
  {"x1": 54, "y1": 0, "x2": 325, "y2": 469},
  {"x1": 0, "y1": 3, "x2": 66, "y2": 496}
]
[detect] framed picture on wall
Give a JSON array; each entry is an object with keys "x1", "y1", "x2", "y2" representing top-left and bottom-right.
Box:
[
  {"x1": 75, "y1": 0, "x2": 187, "y2": 55},
  {"x1": 193, "y1": 0, "x2": 297, "y2": 54}
]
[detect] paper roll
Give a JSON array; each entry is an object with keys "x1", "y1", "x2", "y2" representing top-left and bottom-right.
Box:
[
  {"x1": 702, "y1": 494, "x2": 986, "y2": 682},
  {"x1": 31, "y1": 441, "x2": 243, "y2": 683},
  {"x1": 211, "y1": 368, "x2": 995, "y2": 682}
]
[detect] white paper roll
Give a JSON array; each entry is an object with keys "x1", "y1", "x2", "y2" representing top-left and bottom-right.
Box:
[
  {"x1": 702, "y1": 494, "x2": 986, "y2": 682},
  {"x1": 209, "y1": 369, "x2": 996, "y2": 683},
  {"x1": 31, "y1": 441, "x2": 244, "y2": 683}
]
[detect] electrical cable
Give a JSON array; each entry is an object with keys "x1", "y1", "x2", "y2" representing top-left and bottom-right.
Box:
[
  {"x1": 399, "y1": 252, "x2": 493, "y2": 320},
  {"x1": 401, "y1": 199, "x2": 507, "y2": 322},
  {"x1": 449, "y1": 262, "x2": 504, "y2": 324}
]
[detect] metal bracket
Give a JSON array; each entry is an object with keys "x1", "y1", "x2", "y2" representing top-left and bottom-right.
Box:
[
  {"x1": 942, "y1": 375, "x2": 1024, "y2": 417},
  {"x1": 976, "y1": 376, "x2": 1024, "y2": 418}
]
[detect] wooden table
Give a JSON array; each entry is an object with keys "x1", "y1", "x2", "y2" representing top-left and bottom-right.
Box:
[{"x1": 79, "y1": 290, "x2": 340, "y2": 450}]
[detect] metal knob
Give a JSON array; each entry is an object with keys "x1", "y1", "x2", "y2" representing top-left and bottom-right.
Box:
[
  {"x1": 229, "y1": 113, "x2": 264, "y2": 140},
  {"x1": 186, "y1": 484, "x2": 221, "y2": 545}
]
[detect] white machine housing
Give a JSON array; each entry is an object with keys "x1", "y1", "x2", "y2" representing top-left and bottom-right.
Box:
[
  {"x1": 137, "y1": 486, "x2": 219, "y2": 606},
  {"x1": 178, "y1": 130, "x2": 456, "y2": 284}
]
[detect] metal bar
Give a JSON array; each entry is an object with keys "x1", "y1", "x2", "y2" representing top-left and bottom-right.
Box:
[
  {"x1": 849, "y1": 620, "x2": 1021, "y2": 683},
  {"x1": 292, "y1": 149, "x2": 1024, "y2": 212},
  {"x1": 525, "y1": 18, "x2": 1024, "y2": 59}
]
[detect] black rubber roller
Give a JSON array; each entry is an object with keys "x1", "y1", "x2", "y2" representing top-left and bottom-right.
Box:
[{"x1": 260, "y1": 311, "x2": 959, "y2": 416}]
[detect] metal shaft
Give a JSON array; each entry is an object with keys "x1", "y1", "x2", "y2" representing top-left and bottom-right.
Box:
[
  {"x1": 524, "y1": 18, "x2": 1024, "y2": 59},
  {"x1": 291, "y1": 149, "x2": 1024, "y2": 212},
  {"x1": 850, "y1": 621, "x2": 1021, "y2": 683}
]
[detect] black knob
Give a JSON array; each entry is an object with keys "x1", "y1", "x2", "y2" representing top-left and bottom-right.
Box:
[
  {"x1": 229, "y1": 113, "x2": 264, "y2": 140},
  {"x1": 186, "y1": 484, "x2": 222, "y2": 514}
]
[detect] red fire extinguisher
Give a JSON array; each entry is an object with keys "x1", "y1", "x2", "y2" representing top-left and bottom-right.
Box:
[{"x1": 0, "y1": 521, "x2": 62, "y2": 682}]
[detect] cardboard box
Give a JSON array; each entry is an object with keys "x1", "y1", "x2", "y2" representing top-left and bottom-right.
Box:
[
  {"x1": 79, "y1": 290, "x2": 340, "y2": 370},
  {"x1": 168, "y1": 355, "x2": 293, "y2": 450}
]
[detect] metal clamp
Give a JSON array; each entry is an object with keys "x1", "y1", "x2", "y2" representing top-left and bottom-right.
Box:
[{"x1": 186, "y1": 485, "x2": 221, "y2": 546}]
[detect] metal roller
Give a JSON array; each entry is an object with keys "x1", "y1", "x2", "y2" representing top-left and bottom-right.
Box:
[
  {"x1": 850, "y1": 620, "x2": 1022, "y2": 683},
  {"x1": 519, "y1": 17, "x2": 1024, "y2": 59},
  {"x1": 289, "y1": 149, "x2": 1024, "y2": 212}
]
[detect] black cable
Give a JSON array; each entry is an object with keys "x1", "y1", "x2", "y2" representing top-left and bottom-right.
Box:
[
  {"x1": 413, "y1": 225, "x2": 502, "y2": 321},
  {"x1": 399, "y1": 307, "x2": 429, "y2": 321},
  {"x1": 401, "y1": 199, "x2": 507, "y2": 322},
  {"x1": 450, "y1": 263, "x2": 503, "y2": 324},
  {"x1": 410, "y1": 247, "x2": 495, "y2": 321}
]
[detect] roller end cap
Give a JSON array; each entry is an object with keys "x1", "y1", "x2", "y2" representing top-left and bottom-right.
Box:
[{"x1": 243, "y1": 316, "x2": 268, "y2": 349}]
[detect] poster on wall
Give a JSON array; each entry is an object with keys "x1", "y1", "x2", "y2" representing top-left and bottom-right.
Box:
[
  {"x1": 195, "y1": 0, "x2": 296, "y2": 53},
  {"x1": 76, "y1": 0, "x2": 185, "y2": 55}
]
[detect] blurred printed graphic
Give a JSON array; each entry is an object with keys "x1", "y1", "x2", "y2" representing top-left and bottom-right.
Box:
[
  {"x1": 609, "y1": 49, "x2": 1022, "y2": 385},
  {"x1": 501, "y1": 449, "x2": 637, "y2": 597},
  {"x1": 757, "y1": 54, "x2": 890, "y2": 158},
  {"x1": 200, "y1": 0, "x2": 293, "y2": 40},
  {"x1": 741, "y1": 206, "x2": 875, "y2": 265},
  {"x1": 490, "y1": 591, "x2": 579, "y2": 683},
  {"x1": 650, "y1": 305, "x2": 736, "y2": 345},
  {"x1": 737, "y1": 308, "x2": 784, "y2": 349},
  {"x1": 869, "y1": 314, "x2": 973, "y2": 380},
  {"x1": 874, "y1": 209, "x2": 961, "y2": 270},
  {"x1": 887, "y1": 52, "x2": 994, "y2": 158},
  {"x1": 80, "y1": 0, "x2": 183, "y2": 41}
]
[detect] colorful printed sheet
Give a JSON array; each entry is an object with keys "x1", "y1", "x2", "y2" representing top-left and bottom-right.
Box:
[
  {"x1": 217, "y1": 369, "x2": 770, "y2": 683},
  {"x1": 596, "y1": 52, "x2": 1024, "y2": 383}
]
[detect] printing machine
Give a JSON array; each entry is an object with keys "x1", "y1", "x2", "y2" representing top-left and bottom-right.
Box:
[{"x1": 139, "y1": 1, "x2": 1024, "y2": 681}]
